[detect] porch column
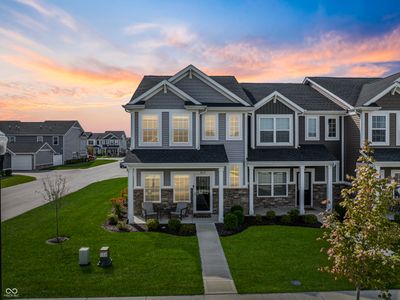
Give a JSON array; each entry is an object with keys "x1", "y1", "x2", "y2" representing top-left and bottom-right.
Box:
[
  {"x1": 128, "y1": 167, "x2": 135, "y2": 223},
  {"x1": 130, "y1": 112, "x2": 135, "y2": 150},
  {"x1": 249, "y1": 165, "x2": 254, "y2": 215},
  {"x1": 218, "y1": 167, "x2": 224, "y2": 222},
  {"x1": 299, "y1": 165, "x2": 305, "y2": 215},
  {"x1": 327, "y1": 164, "x2": 333, "y2": 211}
]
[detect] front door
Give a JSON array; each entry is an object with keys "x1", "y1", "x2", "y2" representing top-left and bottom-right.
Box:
[
  {"x1": 297, "y1": 172, "x2": 312, "y2": 206},
  {"x1": 195, "y1": 176, "x2": 211, "y2": 213}
]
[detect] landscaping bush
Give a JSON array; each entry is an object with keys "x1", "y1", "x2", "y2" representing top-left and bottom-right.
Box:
[
  {"x1": 113, "y1": 202, "x2": 123, "y2": 217},
  {"x1": 280, "y1": 214, "x2": 292, "y2": 225},
  {"x1": 334, "y1": 203, "x2": 347, "y2": 221},
  {"x1": 266, "y1": 210, "x2": 276, "y2": 221},
  {"x1": 107, "y1": 213, "x2": 118, "y2": 225},
  {"x1": 304, "y1": 214, "x2": 318, "y2": 225},
  {"x1": 146, "y1": 219, "x2": 159, "y2": 231},
  {"x1": 230, "y1": 205, "x2": 243, "y2": 213},
  {"x1": 232, "y1": 210, "x2": 244, "y2": 225},
  {"x1": 179, "y1": 224, "x2": 196, "y2": 235},
  {"x1": 224, "y1": 213, "x2": 239, "y2": 230},
  {"x1": 1, "y1": 169, "x2": 12, "y2": 177},
  {"x1": 120, "y1": 187, "x2": 128, "y2": 199},
  {"x1": 255, "y1": 214, "x2": 263, "y2": 224},
  {"x1": 394, "y1": 213, "x2": 400, "y2": 224},
  {"x1": 117, "y1": 221, "x2": 128, "y2": 231},
  {"x1": 288, "y1": 209, "x2": 300, "y2": 222},
  {"x1": 168, "y1": 218, "x2": 181, "y2": 232}
]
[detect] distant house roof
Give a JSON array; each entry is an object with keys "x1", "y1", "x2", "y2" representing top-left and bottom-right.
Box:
[
  {"x1": 105, "y1": 131, "x2": 126, "y2": 138},
  {"x1": 7, "y1": 142, "x2": 55, "y2": 154},
  {"x1": 373, "y1": 148, "x2": 400, "y2": 162},
  {"x1": 125, "y1": 145, "x2": 228, "y2": 164},
  {"x1": 248, "y1": 145, "x2": 338, "y2": 162},
  {"x1": 241, "y1": 83, "x2": 342, "y2": 110},
  {"x1": 85, "y1": 131, "x2": 126, "y2": 139},
  {"x1": 0, "y1": 120, "x2": 81, "y2": 135}
]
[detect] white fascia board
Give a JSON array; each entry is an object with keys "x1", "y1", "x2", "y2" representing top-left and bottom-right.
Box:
[
  {"x1": 125, "y1": 162, "x2": 227, "y2": 169},
  {"x1": 363, "y1": 83, "x2": 400, "y2": 106},
  {"x1": 247, "y1": 160, "x2": 339, "y2": 167},
  {"x1": 254, "y1": 91, "x2": 305, "y2": 113},
  {"x1": 206, "y1": 107, "x2": 253, "y2": 111},
  {"x1": 374, "y1": 162, "x2": 400, "y2": 168},
  {"x1": 304, "y1": 78, "x2": 353, "y2": 110},
  {"x1": 303, "y1": 110, "x2": 347, "y2": 115},
  {"x1": 36, "y1": 142, "x2": 57, "y2": 154},
  {"x1": 168, "y1": 64, "x2": 251, "y2": 107}
]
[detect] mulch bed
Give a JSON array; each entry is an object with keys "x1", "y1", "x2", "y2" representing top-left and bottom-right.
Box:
[{"x1": 46, "y1": 236, "x2": 70, "y2": 244}]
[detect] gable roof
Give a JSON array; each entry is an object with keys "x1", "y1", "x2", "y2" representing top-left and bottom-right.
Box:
[
  {"x1": 105, "y1": 131, "x2": 126, "y2": 138},
  {"x1": 0, "y1": 121, "x2": 80, "y2": 135},
  {"x1": 241, "y1": 83, "x2": 343, "y2": 111},
  {"x1": 357, "y1": 72, "x2": 400, "y2": 106},
  {"x1": 86, "y1": 131, "x2": 126, "y2": 139},
  {"x1": 7, "y1": 142, "x2": 56, "y2": 154}
]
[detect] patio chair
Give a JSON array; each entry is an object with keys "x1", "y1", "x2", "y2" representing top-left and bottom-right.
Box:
[
  {"x1": 142, "y1": 202, "x2": 159, "y2": 221},
  {"x1": 169, "y1": 203, "x2": 188, "y2": 220}
]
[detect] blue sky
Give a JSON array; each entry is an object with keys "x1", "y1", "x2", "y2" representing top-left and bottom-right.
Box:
[{"x1": 0, "y1": 0, "x2": 399, "y2": 132}]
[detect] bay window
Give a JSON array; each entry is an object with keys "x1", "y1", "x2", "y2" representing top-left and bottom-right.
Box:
[
  {"x1": 227, "y1": 113, "x2": 242, "y2": 140},
  {"x1": 173, "y1": 174, "x2": 190, "y2": 202},
  {"x1": 305, "y1": 116, "x2": 319, "y2": 141},
  {"x1": 140, "y1": 114, "x2": 160, "y2": 145},
  {"x1": 144, "y1": 173, "x2": 161, "y2": 202},
  {"x1": 257, "y1": 170, "x2": 288, "y2": 197},
  {"x1": 203, "y1": 113, "x2": 218, "y2": 140},
  {"x1": 325, "y1": 116, "x2": 339, "y2": 140},
  {"x1": 170, "y1": 113, "x2": 191, "y2": 145},
  {"x1": 257, "y1": 114, "x2": 292, "y2": 145},
  {"x1": 369, "y1": 113, "x2": 389, "y2": 145}
]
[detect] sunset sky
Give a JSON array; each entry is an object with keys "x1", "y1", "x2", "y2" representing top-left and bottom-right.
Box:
[{"x1": 1, "y1": 0, "x2": 400, "y2": 134}]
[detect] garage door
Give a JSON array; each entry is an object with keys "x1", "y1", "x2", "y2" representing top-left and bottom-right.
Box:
[
  {"x1": 11, "y1": 155, "x2": 33, "y2": 170},
  {"x1": 53, "y1": 154, "x2": 63, "y2": 166}
]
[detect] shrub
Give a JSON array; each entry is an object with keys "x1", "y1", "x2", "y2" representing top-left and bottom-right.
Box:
[
  {"x1": 232, "y1": 210, "x2": 244, "y2": 225},
  {"x1": 168, "y1": 218, "x2": 182, "y2": 232},
  {"x1": 107, "y1": 213, "x2": 118, "y2": 225},
  {"x1": 230, "y1": 205, "x2": 243, "y2": 213},
  {"x1": 266, "y1": 210, "x2": 276, "y2": 221},
  {"x1": 280, "y1": 214, "x2": 292, "y2": 225},
  {"x1": 117, "y1": 221, "x2": 128, "y2": 231},
  {"x1": 224, "y1": 213, "x2": 238, "y2": 230},
  {"x1": 1, "y1": 169, "x2": 12, "y2": 177},
  {"x1": 288, "y1": 209, "x2": 300, "y2": 222},
  {"x1": 146, "y1": 219, "x2": 159, "y2": 231},
  {"x1": 179, "y1": 224, "x2": 196, "y2": 235},
  {"x1": 334, "y1": 203, "x2": 347, "y2": 221},
  {"x1": 255, "y1": 214, "x2": 262, "y2": 224},
  {"x1": 304, "y1": 214, "x2": 318, "y2": 225},
  {"x1": 394, "y1": 214, "x2": 400, "y2": 224},
  {"x1": 120, "y1": 187, "x2": 128, "y2": 199},
  {"x1": 113, "y1": 202, "x2": 123, "y2": 217}
]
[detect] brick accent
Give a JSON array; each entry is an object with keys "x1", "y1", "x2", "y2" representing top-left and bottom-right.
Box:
[
  {"x1": 253, "y1": 184, "x2": 296, "y2": 209},
  {"x1": 223, "y1": 188, "x2": 249, "y2": 214}
]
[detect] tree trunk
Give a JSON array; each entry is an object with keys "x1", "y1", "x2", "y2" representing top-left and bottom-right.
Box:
[{"x1": 356, "y1": 286, "x2": 360, "y2": 300}]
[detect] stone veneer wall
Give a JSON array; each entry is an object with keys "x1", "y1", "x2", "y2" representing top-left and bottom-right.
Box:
[
  {"x1": 253, "y1": 184, "x2": 296, "y2": 209},
  {"x1": 313, "y1": 183, "x2": 348, "y2": 209},
  {"x1": 223, "y1": 188, "x2": 249, "y2": 214}
]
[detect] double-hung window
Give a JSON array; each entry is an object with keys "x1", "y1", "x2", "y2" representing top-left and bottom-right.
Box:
[
  {"x1": 53, "y1": 136, "x2": 59, "y2": 145},
  {"x1": 173, "y1": 174, "x2": 190, "y2": 202},
  {"x1": 170, "y1": 113, "x2": 191, "y2": 145},
  {"x1": 144, "y1": 173, "x2": 161, "y2": 202},
  {"x1": 203, "y1": 113, "x2": 218, "y2": 140},
  {"x1": 257, "y1": 115, "x2": 292, "y2": 145},
  {"x1": 226, "y1": 113, "x2": 242, "y2": 140},
  {"x1": 37, "y1": 136, "x2": 43, "y2": 142},
  {"x1": 140, "y1": 114, "x2": 160, "y2": 146},
  {"x1": 325, "y1": 116, "x2": 339, "y2": 140},
  {"x1": 305, "y1": 116, "x2": 319, "y2": 141},
  {"x1": 228, "y1": 164, "x2": 241, "y2": 187},
  {"x1": 369, "y1": 112, "x2": 389, "y2": 145},
  {"x1": 257, "y1": 170, "x2": 288, "y2": 197}
]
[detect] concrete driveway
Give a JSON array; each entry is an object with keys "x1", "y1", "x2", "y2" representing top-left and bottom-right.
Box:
[{"x1": 1, "y1": 160, "x2": 126, "y2": 222}]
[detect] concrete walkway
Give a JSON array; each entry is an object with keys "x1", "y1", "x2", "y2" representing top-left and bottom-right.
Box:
[{"x1": 196, "y1": 223, "x2": 237, "y2": 295}]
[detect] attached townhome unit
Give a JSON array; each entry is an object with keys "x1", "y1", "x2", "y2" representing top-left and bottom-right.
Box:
[
  {"x1": 85, "y1": 131, "x2": 128, "y2": 157},
  {"x1": 0, "y1": 120, "x2": 87, "y2": 171},
  {"x1": 123, "y1": 65, "x2": 400, "y2": 223}
]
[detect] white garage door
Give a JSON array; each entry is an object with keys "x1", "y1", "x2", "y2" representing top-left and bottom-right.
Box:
[
  {"x1": 53, "y1": 154, "x2": 63, "y2": 166},
  {"x1": 11, "y1": 155, "x2": 33, "y2": 170}
]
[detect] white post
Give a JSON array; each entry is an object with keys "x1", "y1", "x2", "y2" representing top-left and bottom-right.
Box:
[
  {"x1": 295, "y1": 112, "x2": 299, "y2": 148},
  {"x1": 249, "y1": 165, "x2": 254, "y2": 215},
  {"x1": 196, "y1": 111, "x2": 200, "y2": 150},
  {"x1": 327, "y1": 164, "x2": 333, "y2": 211},
  {"x1": 130, "y1": 112, "x2": 135, "y2": 150},
  {"x1": 218, "y1": 167, "x2": 224, "y2": 222},
  {"x1": 128, "y1": 167, "x2": 134, "y2": 223},
  {"x1": 299, "y1": 165, "x2": 305, "y2": 215}
]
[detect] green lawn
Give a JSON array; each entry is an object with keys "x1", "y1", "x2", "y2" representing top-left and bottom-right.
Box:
[
  {"x1": 47, "y1": 159, "x2": 117, "y2": 170},
  {"x1": 1, "y1": 175, "x2": 36, "y2": 188},
  {"x1": 1, "y1": 178, "x2": 203, "y2": 298},
  {"x1": 221, "y1": 226, "x2": 353, "y2": 293}
]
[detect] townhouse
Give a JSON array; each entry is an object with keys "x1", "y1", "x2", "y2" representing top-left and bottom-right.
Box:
[
  {"x1": 86, "y1": 131, "x2": 128, "y2": 157},
  {"x1": 123, "y1": 65, "x2": 400, "y2": 223}
]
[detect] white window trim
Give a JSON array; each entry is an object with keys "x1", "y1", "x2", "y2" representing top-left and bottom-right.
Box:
[
  {"x1": 305, "y1": 116, "x2": 320, "y2": 141},
  {"x1": 368, "y1": 111, "x2": 390, "y2": 146},
  {"x1": 256, "y1": 114, "x2": 293, "y2": 146},
  {"x1": 202, "y1": 113, "x2": 219, "y2": 141},
  {"x1": 227, "y1": 163, "x2": 243, "y2": 188},
  {"x1": 397, "y1": 113, "x2": 400, "y2": 146},
  {"x1": 256, "y1": 169, "x2": 289, "y2": 197},
  {"x1": 325, "y1": 116, "x2": 340, "y2": 141},
  {"x1": 169, "y1": 112, "x2": 193, "y2": 146},
  {"x1": 142, "y1": 172, "x2": 163, "y2": 203},
  {"x1": 138, "y1": 111, "x2": 162, "y2": 147},
  {"x1": 53, "y1": 136, "x2": 59, "y2": 145},
  {"x1": 226, "y1": 113, "x2": 243, "y2": 140},
  {"x1": 37, "y1": 136, "x2": 43, "y2": 142},
  {"x1": 172, "y1": 173, "x2": 191, "y2": 203}
]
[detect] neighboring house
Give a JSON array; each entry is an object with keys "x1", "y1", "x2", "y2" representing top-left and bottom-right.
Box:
[
  {"x1": 122, "y1": 65, "x2": 400, "y2": 223},
  {"x1": 0, "y1": 120, "x2": 87, "y2": 170},
  {"x1": 85, "y1": 131, "x2": 127, "y2": 156}
]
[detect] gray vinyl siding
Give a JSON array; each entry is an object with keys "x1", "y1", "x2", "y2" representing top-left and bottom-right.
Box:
[
  {"x1": 365, "y1": 112, "x2": 398, "y2": 148},
  {"x1": 314, "y1": 166, "x2": 325, "y2": 181},
  {"x1": 254, "y1": 100, "x2": 296, "y2": 149},
  {"x1": 375, "y1": 93, "x2": 400, "y2": 110},
  {"x1": 63, "y1": 127, "x2": 86, "y2": 161},
  {"x1": 7, "y1": 135, "x2": 63, "y2": 154},
  {"x1": 344, "y1": 114, "x2": 360, "y2": 177},
  {"x1": 144, "y1": 89, "x2": 185, "y2": 109},
  {"x1": 174, "y1": 75, "x2": 232, "y2": 104},
  {"x1": 35, "y1": 149, "x2": 53, "y2": 166}
]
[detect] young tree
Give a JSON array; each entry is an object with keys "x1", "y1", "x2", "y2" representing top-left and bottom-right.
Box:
[
  {"x1": 321, "y1": 142, "x2": 400, "y2": 300},
  {"x1": 40, "y1": 175, "x2": 68, "y2": 243}
]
